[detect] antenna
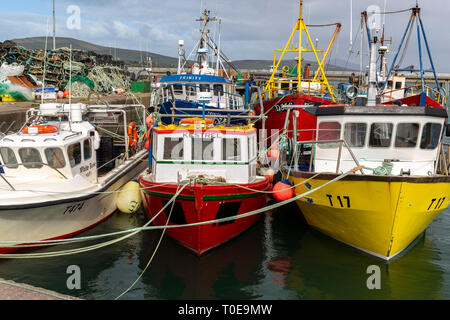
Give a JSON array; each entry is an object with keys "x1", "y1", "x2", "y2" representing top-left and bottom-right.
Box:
[
  {"x1": 69, "y1": 44, "x2": 72, "y2": 106},
  {"x1": 349, "y1": 0, "x2": 353, "y2": 52},
  {"x1": 52, "y1": 0, "x2": 56, "y2": 50},
  {"x1": 42, "y1": 17, "x2": 50, "y2": 104}
]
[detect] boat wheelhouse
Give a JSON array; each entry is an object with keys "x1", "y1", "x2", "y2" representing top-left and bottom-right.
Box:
[
  {"x1": 139, "y1": 119, "x2": 269, "y2": 256},
  {"x1": 154, "y1": 9, "x2": 249, "y2": 125},
  {"x1": 286, "y1": 105, "x2": 450, "y2": 261},
  {"x1": 0, "y1": 103, "x2": 148, "y2": 253}
]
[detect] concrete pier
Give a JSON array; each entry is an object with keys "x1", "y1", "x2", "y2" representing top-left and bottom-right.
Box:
[{"x1": 0, "y1": 279, "x2": 80, "y2": 300}]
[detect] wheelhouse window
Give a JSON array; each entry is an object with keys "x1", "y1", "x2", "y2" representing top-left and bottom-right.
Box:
[
  {"x1": 172, "y1": 84, "x2": 183, "y2": 95},
  {"x1": 344, "y1": 123, "x2": 367, "y2": 147},
  {"x1": 45, "y1": 148, "x2": 66, "y2": 169},
  {"x1": 192, "y1": 138, "x2": 214, "y2": 161},
  {"x1": 0, "y1": 147, "x2": 18, "y2": 168},
  {"x1": 163, "y1": 137, "x2": 184, "y2": 160},
  {"x1": 186, "y1": 85, "x2": 196, "y2": 98},
  {"x1": 67, "y1": 143, "x2": 81, "y2": 167},
  {"x1": 369, "y1": 123, "x2": 393, "y2": 148},
  {"x1": 84, "y1": 139, "x2": 92, "y2": 160},
  {"x1": 395, "y1": 123, "x2": 419, "y2": 148},
  {"x1": 420, "y1": 123, "x2": 442, "y2": 150},
  {"x1": 19, "y1": 148, "x2": 43, "y2": 169},
  {"x1": 318, "y1": 122, "x2": 341, "y2": 148},
  {"x1": 199, "y1": 84, "x2": 210, "y2": 92},
  {"x1": 213, "y1": 84, "x2": 224, "y2": 97},
  {"x1": 223, "y1": 138, "x2": 241, "y2": 161}
]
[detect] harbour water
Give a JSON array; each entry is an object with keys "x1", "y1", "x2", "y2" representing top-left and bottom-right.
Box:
[{"x1": 0, "y1": 200, "x2": 449, "y2": 300}]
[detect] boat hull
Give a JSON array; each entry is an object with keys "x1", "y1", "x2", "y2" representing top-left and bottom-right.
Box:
[
  {"x1": 0, "y1": 152, "x2": 148, "y2": 253},
  {"x1": 139, "y1": 177, "x2": 270, "y2": 256},
  {"x1": 287, "y1": 171, "x2": 450, "y2": 260},
  {"x1": 254, "y1": 93, "x2": 332, "y2": 141}
]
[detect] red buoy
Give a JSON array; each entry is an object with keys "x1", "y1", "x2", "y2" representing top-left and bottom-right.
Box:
[
  {"x1": 273, "y1": 180, "x2": 294, "y2": 202},
  {"x1": 144, "y1": 140, "x2": 150, "y2": 150}
]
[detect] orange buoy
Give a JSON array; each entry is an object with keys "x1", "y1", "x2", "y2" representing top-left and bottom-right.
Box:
[
  {"x1": 264, "y1": 168, "x2": 275, "y2": 183},
  {"x1": 272, "y1": 180, "x2": 294, "y2": 202},
  {"x1": 22, "y1": 125, "x2": 58, "y2": 134},
  {"x1": 268, "y1": 149, "x2": 280, "y2": 160},
  {"x1": 180, "y1": 118, "x2": 213, "y2": 124},
  {"x1": 146, "y1": 114, "x2": 155, "y2": 128},
  {"x1": 144, "y1": 139, "x2": 150, "y2": 150}
]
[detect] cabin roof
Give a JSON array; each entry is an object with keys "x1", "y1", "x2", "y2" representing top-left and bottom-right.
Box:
[
  {"x1": 160, "y1": 74, "x2": 232, "y2": 84},
  {"x1": 153, "y1": 123, "x2": 256, "y2": 135},
  {"x1": 306, "y1": 106, "x2": 448, "y2": 118}
]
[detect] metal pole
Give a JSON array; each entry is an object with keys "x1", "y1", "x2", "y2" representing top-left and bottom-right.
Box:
[{"x1": 52, "y1": 0, "x2": 56, "y2": 50}]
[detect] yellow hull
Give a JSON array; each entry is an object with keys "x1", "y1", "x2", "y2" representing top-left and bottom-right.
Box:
[{"x1": 288, "y1": 172, "x2": 450, "y2": 260}]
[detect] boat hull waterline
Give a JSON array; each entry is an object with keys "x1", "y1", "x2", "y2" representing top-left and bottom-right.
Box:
[
  {"x1": 0, "y1": 151, "x2": 148, "y2": 253},
  {"x1": 288, "y1": 171, "x2": 450, "y2": 260},
  {"x1": 140, "y1": 177, "x2": 270, "y2": 256}
]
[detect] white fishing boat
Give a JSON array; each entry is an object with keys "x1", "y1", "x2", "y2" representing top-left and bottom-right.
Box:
[{"x1": 0, "y1": 102, "x2": 149, "y2": 253}]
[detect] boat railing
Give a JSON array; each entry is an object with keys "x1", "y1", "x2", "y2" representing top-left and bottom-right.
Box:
[
  {"x1": 0, "y1": 162, "x2": 69, "y2": 191},
  {"x1": 435, "y1": 142, "x2": 450, "y2": 176},
  {"x1": 381, "y1": 84, "x2": 447, "y2": 106},
  {"x1": 291, "y1": 138, "x2": 365, "y2": 175},
  {"x1": 262, "y1": 79, "x2": 341, "y2": 103}
]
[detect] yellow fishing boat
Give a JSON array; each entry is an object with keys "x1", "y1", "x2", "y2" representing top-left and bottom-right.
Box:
[{"x1": 285, "y1": 104, "x2": 450, "y2": 261}]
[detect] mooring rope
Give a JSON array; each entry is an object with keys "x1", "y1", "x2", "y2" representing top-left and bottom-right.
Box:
[
  {"x1": 114, "y1": 183, "x2": 180, "y2": 300},
  {"x1": 0, "y1": 183, "x2": 189, "y2": 258},
  {"x1": 0, "y1": 169, "x2": 358, "y2": 257}
]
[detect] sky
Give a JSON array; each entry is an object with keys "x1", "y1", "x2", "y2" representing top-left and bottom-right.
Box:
[{"x1": 1, "y1": 0, "x2": 450, "y2": 71}]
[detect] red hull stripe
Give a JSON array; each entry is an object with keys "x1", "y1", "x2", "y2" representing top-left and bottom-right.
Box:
[{"x1": 142, "y1": 189, "x2": 269, "y2": 201}]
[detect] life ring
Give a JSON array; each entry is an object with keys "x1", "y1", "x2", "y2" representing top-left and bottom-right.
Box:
[
  {"x1": 144, "y1": 129, "x2": 151, "y2": 150},
  {"x1": 180, "y1": 118, "x2": 213, "y2": 124},
  {"x1": 127, "y1": 122, "x2": 138, "y2": 148},
  {"x1": 22, "y1": 125, "x2": 58, "y2": 134}
]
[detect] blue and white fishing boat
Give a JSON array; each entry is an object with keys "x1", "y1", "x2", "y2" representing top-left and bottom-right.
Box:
[{"x1": 155, "y1": 9, "x2": 252, "y2": 125}]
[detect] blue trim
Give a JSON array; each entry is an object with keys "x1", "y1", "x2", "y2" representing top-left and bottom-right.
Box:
[
  {"x1": 418, "y1": 17, "x2": 440, "y2": 89},
  {"x1": 417, "y1": 20, "x2": 425, "y2": 92},
  {"x1": 419, "y1": 91, "x2": 427, "y2": 106},
  {"x1": 161, "y1": 74, "x2": 232, "y2": 84}
]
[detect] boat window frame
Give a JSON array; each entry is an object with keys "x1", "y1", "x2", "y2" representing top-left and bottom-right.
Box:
[
  {"x1": 394, "y1": 122, "x2": 420, "y2": 148},
  {"x1": 344, "y1": 122, "x2": 368, "y2": 148},
  {"x1": 213, "y1": 84, "x2": 224, "y2": 97},
  {"x1": 172, "y1": 84, "x2": 184, "y2": 96},
  {"x1": 67, "y1": 142, "x2": 82, "y2": 168},
  {"x1": 83, "y1": 138, "x2": 92, "y2": 160},
  {"x1": 368, "y1": 122, "x2": 394, "y2": 148},
  {"x1": 18, "y1": 147, "x2": 43, "y2": 169},
  {"x1": 222, "y1": 137, "x2": 242, "y2": 162},
  {"x1": 317, "y1": 121, "x2": 342, "y2": 149},
  {"x1": 163, "y1": 137, "x2": 184, "y2": 161},
  {"x1": 0, "y1": 147, "x2": 19, "y2": 169},
  {"x1": 420, "y1": 122, "x2": 443, "y2": 150},
  {"x1": 45, "y1": 147, "x2": 67, "y2": 169},
  {"x1": 191, "y1": 137, "x2": 214, "y2": 161}
]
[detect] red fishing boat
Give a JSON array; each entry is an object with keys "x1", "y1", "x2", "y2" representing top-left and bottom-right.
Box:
[
  {"x1": 139, "y1": 118, "x2": 270, "y2": 256},
  {"x1": 253, "y1": 0, "x2": 343, "y2": 141}
]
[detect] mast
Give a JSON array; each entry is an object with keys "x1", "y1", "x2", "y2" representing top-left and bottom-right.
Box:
[
  {"x1": 367, "y1": 34, "x2": 378, "y2": 106},
  {"x1": 52, "y1": 0, "x2": 56, "y2": 50},
  {"x1": 298, "y1": 0, "x2": 303, "y2": 85}
]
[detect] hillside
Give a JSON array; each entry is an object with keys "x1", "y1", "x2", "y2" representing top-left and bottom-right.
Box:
[{"x1": 11, "y1": 37, "x2": 357, "y2": 71}]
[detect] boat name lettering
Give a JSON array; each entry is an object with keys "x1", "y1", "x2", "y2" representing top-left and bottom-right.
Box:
[
  {"x1": 274, "y1": 101, "x2": 294, "y2": 112},
  {"x1": 326, "y1": 194, "x2": 351, "y2": 208},
  {"x1": 63, "y1": 202, "x2": 85, "y2": 215},
  {"x1": 427, "y1": 197, "x2": 446, "y2": 211},
  {"x1": 182, "y1": 132, "x2": 221, "y2": 139},
  {"x1": 80, "y1": 163, "x2": 95, "y2": 173}
]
